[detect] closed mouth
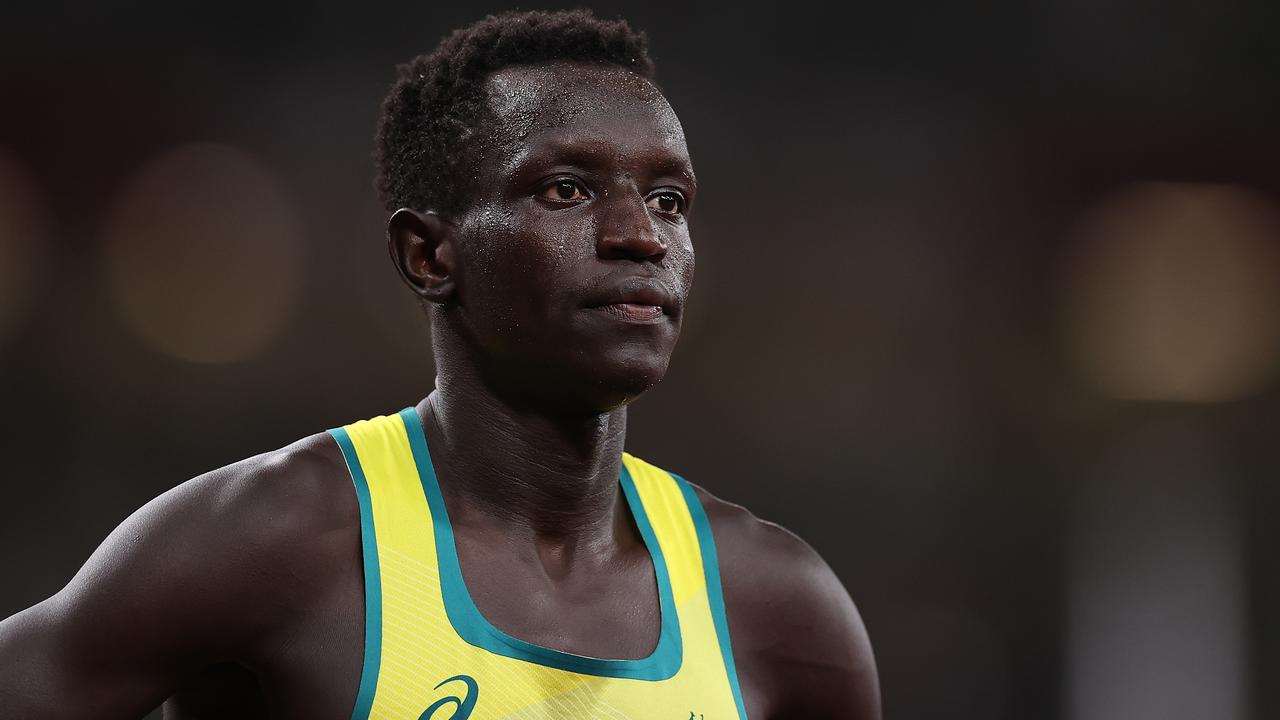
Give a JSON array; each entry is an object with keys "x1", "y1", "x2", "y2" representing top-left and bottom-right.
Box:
[
  {"x1": 593, "y1": 302, "x2": 666, "y2": 323},
  {"x1": 583, "y1": 276, "x2": 678, "y2": 321}
]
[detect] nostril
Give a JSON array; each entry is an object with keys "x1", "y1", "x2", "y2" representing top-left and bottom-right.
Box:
[{"x1": 597, "y1": 228, "x2": 667, "y2": 261}]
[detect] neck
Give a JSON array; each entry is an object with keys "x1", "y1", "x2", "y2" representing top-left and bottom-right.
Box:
[{"x1": 420, "y1": 362, "x2": 629, "y2": 545}]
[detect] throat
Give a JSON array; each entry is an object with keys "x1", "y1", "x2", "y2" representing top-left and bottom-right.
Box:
[
  {"x1": 452, "y1": 515, "x2": 664, "y2": 661},
  {"x1": 419, "y1": 389, "x2": 630, "y2": 544},
  {"x1": 408, "y1": 388, "x2": 676, "y2": 668},
  {"x1": 442, "y1": 457, "x2": 666, "y2": 663}
]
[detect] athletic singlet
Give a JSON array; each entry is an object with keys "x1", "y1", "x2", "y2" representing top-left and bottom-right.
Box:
[{"x1": 328, "y1": 408, "x2": 747, "y2": 719}]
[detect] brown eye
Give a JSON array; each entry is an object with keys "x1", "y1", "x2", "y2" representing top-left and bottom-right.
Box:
[
  {"x1": 540, "y1": 180, "x2": 588, "y2": 202},
  {"x1": 646, "y1": 191, "x2": 684, "y2": 215}
]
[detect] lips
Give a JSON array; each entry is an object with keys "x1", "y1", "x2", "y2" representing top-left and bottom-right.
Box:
[
  {"x1": 583, "y1": 276, "x2": 678, "y2": 322},
  {"x1": 597, "y1": 302, "x2": 665, "y2": 322}
]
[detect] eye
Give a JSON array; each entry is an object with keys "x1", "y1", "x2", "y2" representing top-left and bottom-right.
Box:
[
  {"x1": 538, "y1": 179, "x2": 589, "y2": 203},
  {"x1": 646, "y1": 191, "x2": 685, "y2": 216}
]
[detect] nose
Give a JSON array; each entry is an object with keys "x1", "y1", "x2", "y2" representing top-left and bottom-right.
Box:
[{"x1": 596, "y1": 194, "x2": 667, "y2": 262}]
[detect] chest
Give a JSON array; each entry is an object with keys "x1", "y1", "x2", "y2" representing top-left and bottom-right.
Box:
[
  {"x1": 165, "y1": 537, "x2": 686, "y2": 719},
  {"x1": 449, "y1": 528, "x2": 664, "y2": 661}
]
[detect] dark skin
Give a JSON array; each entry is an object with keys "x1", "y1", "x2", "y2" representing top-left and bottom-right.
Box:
[{"x1": 0, "y1": 62, "x2": 879, "y2": 719}]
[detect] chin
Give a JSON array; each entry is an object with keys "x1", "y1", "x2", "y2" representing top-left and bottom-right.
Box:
[{"x1": 570, "y1": 350, "x2": 672, "y2": 413}]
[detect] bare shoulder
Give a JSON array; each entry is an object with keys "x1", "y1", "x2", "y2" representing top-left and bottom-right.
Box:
[
  {"x1": 689, "y1": 482, "x2": 822, "y2": 585},
  {"x1": 688, "y1": 482, "x2": 882, "y2": 720},
  {"x1": 0, "y1": 429, "x2": 359, "y2": 717},
  {"x1": 163, "y1": 428, "x2": 361, "y2": 649},
  {"x1": 197, "y1": 429, "x2": 357, "y2": 564},
  {"x1": 133, "y1": 428, "x2": 355, "y2": 572},
  {"x1": 56, "y1": 428, "x2": 358, "y2": 642},
  {"x1": 687, "y1": 482, "x2": 857, "y2": 634}
]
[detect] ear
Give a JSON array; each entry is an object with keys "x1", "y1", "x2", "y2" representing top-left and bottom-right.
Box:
[{"x1": 387, "y1": 208, "x2": 457, "y2": 304}]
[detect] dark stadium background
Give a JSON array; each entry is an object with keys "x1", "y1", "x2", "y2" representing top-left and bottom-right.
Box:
[{"x1": 3, "y1": 2, "x2": 1279, "y2": 718}]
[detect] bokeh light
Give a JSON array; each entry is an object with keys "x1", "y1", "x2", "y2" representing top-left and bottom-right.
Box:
[
  {"x1": 0, "y1": 149, "x2": 49, "y2": 346},
  {"x1": 1058, "y1": 182, "x2": 1280, "y2": 402},
  {"x1": 1068, "y1": 428, "x2": 1246, "y2": 720},
  {"x1": 101, "y1": 143, "x2": 304, "y2": 364}
]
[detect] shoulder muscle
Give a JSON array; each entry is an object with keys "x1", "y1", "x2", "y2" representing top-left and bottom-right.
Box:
[
  {"x1": 0, "y1": 430, "x2": 355, "y2": 718},
  {"x1": 692, "y1": 483, "x2": 881, "y2": 720}
]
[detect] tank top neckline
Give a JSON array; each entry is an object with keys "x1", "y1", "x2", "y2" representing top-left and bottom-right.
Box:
[{"x1": 396, "y1": 406, "x2": 685, "y2": 680}]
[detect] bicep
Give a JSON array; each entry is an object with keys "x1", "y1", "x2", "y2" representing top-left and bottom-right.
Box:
[{"x1": 0, "y1": 475, "x2": 264, "y2": 718}]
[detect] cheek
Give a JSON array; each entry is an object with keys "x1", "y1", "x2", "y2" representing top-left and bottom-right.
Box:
[
  {"x1": 667, "y1": 231, "x2": 696, "y2": 297},
  {"x1": 455, "y1": 204, "x2": 514, "y2": 283},
  {"x1": 458, "y1": 203, "x2": 596, "y2": 308},
  {"x1": 528, "y1": 212, "x2": 597, "y2": 277}
]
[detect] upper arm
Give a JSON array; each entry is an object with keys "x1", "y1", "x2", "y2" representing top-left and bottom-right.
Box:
[
  {"x1": 699, "y1": 486, "x2": 881, "y2": 720},
  {"x1": 0, "y1": 434, "x2": 347, "y2": 719},
  {"x1": 767, "y1": 542, "x2": 880, "y2": 718},
  {"x1": 0, "y1": 476, "x2": 227, "y2": 712}
]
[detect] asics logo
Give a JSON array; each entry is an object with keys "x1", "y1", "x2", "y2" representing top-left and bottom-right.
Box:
[{"x1": 419, "y1": 674, "x2": 479, "y2": 719}]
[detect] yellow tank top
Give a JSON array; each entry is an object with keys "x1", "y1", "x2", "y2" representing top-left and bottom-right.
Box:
[{"x1": 328, "y1": 408, "x2": 747, "y2": 719}]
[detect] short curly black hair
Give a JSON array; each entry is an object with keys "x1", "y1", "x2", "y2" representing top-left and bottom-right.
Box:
[{"x1": 374, "y1": 9, "x2": 655, "y2": 215}]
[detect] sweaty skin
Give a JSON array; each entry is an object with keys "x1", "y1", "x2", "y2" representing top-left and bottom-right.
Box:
[{"x1": 0, "y1": 63, "x2": 879, "y2": 719}]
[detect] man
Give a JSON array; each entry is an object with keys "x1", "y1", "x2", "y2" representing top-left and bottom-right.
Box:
[{"x1": 0, "y1": 10, "x2": 879, "y2": 719}]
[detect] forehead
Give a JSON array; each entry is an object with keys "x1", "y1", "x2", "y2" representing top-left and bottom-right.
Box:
[{"x1": 481, "y1": 62, "x2": 689, "y2": 161}]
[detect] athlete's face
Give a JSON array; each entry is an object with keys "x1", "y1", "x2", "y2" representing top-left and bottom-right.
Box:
[{"x1": 442, "y1": 62, "x2": 696, "y2": 412}]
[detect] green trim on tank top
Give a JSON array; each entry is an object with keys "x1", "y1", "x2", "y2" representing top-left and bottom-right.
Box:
[
  {"x1": 327, "y1": 427, "x2": 384, "y2": 720},
  {"x1": 674, "y1": 473, "x2": 748, "y2": 718},
  {"x1": 398, "y1": 406, "x2": 684, "y2": 680}
]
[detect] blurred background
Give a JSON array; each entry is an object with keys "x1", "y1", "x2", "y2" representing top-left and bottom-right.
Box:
[{"x1": 3, "y1": 1, "x2": 1279, "y2": 718}]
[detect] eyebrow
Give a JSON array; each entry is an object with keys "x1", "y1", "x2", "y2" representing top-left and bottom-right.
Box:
[{"x1": 507, "y1": 136, "x2": 697, "y2": 189}]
